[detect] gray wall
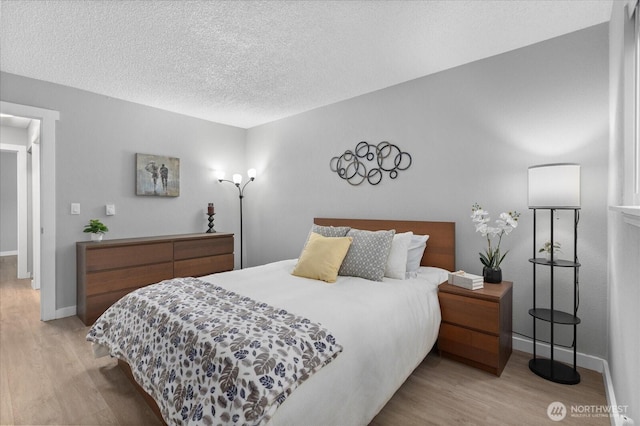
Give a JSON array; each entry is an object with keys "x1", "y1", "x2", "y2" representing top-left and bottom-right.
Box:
[
  {"x1": 0, "y1": 150, "x2": 17, "y2": 253},
  {"x1": 0, "y1": 24, "x2": 611, "y2": 360},
  {"x1": 0, "y1": 73, "x2": 247, "y2": 309},
  {"x1": 608, "y1": 1, "x2": 639, "y2": 421},
  {"x1": 246, "y1": 24, "x2": 610, "y2": 358}
]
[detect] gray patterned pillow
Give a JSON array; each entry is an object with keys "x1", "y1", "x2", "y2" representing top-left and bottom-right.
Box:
[
  {"x1": 338, "y1": 229, "x2": 395, "y2": 281},
  {"x1": 311, "y1": 224, "x2": 351, "y2": 238},
  {"x1": 302, "y1": 225, "x2": 351, "y2": 251}
]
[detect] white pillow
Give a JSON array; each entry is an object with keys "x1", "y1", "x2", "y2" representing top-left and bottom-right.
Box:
[
  {"x1": 406, "y1": 234, "x2": 430, "y2": 278},
  {"x1": 384, "y1": 231, "x2": 413, "y2": 279},
  {"x1": 417, "y1": 266, "x2": 450, "y2": 285}
]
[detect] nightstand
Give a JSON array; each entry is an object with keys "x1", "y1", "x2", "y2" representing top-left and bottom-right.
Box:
[{"x1": 437, "y1": 280, "x2": 512, "y2": 376}]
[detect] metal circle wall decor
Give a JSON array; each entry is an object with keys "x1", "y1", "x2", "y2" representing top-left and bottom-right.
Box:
[{"x1": 330, "y1": 141, "x2": 412, "y2": 186}]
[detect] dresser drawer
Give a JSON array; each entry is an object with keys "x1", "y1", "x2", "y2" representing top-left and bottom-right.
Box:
[
  {"x1": 439, "y1": 292, "x2": 499, "y2": 334},
  {"x1": 174, "y1": 237, "x2": 233, "y2": 260},
  {"x1": 86, "y1": 262, "x2": 173, "y2": 296},
  {"x1": 174, "y1": 253, "x2": 234, "y2": 277},
  {"x1": 438, "y1": 322, "x2": 499, "y2": 368},
  {"x1": 85, "y1": 289, "x2": 141, "y2": 325},
  {"x1": 86, "y1": 242, "x2": 173, "y2": 272}
]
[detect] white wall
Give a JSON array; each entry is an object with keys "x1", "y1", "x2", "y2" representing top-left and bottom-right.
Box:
[
  {"x1": 608, "y1": 1, "x2": 639, "y2": 421},
  {"x1": 0, "y1": 73, "x2": 247, "y2": 309},
  {"x1": 246, "y1": 24, "x2": 610, "y2": 358}
]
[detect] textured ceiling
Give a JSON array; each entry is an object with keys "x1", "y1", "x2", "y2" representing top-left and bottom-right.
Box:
[{"x1": 0, "y1": 0, "x2": 612, "y2": 129}]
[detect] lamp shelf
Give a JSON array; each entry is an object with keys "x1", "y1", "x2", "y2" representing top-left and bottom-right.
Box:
[
  {"x1": 528, "y1": 308, "x2": 581, "y2": 325},
  {"x1": 528, "y1": 258, "x2": 581, "y2": 268},
  {"x1": 528, "y1": 206, "x2": 581, "y2": 385},
  {"x1": 529, "y1": 358, "x2": 581, "y2": 385}
]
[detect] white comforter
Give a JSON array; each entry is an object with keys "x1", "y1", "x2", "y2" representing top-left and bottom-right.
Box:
[{"x1": 200, "y1": 259, "x2": 445, "y2": 426}]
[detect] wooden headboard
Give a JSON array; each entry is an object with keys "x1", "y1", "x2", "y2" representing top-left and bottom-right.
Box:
[{"x1": 314, "y1": 218, "x2": 455, "y2": 271}]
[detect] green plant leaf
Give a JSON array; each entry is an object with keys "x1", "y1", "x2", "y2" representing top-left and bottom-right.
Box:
[
  {"x1": 83, "y1": 219, "x2": 109, "y2": 234},
  {"x1": 498, "y1": 250, "x2": 509, "y2": 266}
]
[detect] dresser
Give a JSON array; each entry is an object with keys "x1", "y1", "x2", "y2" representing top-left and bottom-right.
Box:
[
  {"x1": 77, "y1": 233, "x2": 234, "y2": 325},
  {"x1": 437, "y1": 280, "x2": 512, "y2": 376}
]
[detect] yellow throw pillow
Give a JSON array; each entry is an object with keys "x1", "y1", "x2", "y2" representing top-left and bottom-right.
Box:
[{"x1": 292, "y1": 232, "x2": 353, "y2": 283}]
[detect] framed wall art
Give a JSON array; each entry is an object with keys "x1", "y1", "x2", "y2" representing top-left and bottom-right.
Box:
[{"x1": 135, "y1": 153, "x2": 180, "y2": 197}]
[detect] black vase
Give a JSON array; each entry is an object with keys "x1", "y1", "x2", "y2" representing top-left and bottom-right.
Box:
[{"x1": 483, "y1": 267, "x2": 502, "y2": 284}]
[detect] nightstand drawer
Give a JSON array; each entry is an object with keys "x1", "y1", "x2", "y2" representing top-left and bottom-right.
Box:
[
  {"x1": 439, "y1": 292, "x2": 499, "y2": 334},
  {"x1": 439, "y1": 323, "x2": 499, "y2": 368}
]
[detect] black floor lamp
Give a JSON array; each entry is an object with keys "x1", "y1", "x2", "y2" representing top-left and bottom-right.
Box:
[{"x1": 217, "y1": 168, "x2": 256, "y2": 269}]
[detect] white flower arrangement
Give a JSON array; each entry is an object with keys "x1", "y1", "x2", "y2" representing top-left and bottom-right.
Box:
[{"x1": 471, "y1": 203, "x2": 520, "y2": 270}]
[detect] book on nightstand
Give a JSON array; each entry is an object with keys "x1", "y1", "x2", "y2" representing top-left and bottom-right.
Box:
[{"x1": 448, "y1": 271, "x2": 484, "y2": 290}]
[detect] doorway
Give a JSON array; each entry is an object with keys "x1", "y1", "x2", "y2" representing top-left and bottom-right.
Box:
[
  {"x1": 1, "y1": 118, "x2": 40, "y2": 298},
  {"x1": 0, "y1": 101, "x2": 58, "y2": 321},
  {"x1": 0, "y1": 142, "x2": 29, "y2": 280}
]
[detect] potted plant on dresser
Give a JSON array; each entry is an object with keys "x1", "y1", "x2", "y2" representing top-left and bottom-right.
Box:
[{"x1": 83, "y1": 219, "x2": 109, "y2": 241}]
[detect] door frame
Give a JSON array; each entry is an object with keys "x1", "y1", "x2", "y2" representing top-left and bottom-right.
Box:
[{"x1": 1, "y1": 101, "x2": 59, "y2": 321}]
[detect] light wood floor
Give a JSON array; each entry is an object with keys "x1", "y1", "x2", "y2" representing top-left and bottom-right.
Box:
[{"x1": 0, "y1": 256, "x2": 608, "y2": 425}]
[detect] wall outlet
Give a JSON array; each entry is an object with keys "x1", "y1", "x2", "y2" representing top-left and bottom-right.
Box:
[
  {"x1": 71, "y1": 203, "x2": 80, "y2": 215},
  {"x1": 106, "y1": 204, "x2": 116, "y2": 216}
]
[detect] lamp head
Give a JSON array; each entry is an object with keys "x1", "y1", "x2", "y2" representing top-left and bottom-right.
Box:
[
  {"x1": 247, "y1": 168, "x2": 257, "y2": 181},
  {"x1": 528, "y1": 163, "x2": 581, "y2": 208},
  {"x1": 232, "y1": 173, "x2": 242, "y2": 185},
  {"x1": 215, "y1": 170, "x2": 226, "y2": 182}
]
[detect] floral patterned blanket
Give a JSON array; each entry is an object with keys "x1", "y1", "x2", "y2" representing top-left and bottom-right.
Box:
[{"x1": 87, "y1": 277, "x2": 343, "y2": 425}]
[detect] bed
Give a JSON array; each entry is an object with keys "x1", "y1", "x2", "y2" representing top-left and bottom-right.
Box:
[{"x1": 88, "y1": 218, "x2": 455, "y2": 425}]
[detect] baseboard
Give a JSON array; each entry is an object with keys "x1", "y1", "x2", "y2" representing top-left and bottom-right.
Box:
[
  {"x1": 601, "y1": 359, "x2": 635, "y2": 426},
  {"x1": 512, "y1": 335, "x2": 604, "y2": 372},
  {"x1": 513, "y1": 335, "x2": 632, "y2": 426},
  {"x1": 0, "y1": 250, "x2": 18, "y2": 257},
  {"x1": 55, "y1": 305, "x2": 77, "y2": 319},
  {"x1": 602, "y1": 359, "x2": 618, "y2": 426}
]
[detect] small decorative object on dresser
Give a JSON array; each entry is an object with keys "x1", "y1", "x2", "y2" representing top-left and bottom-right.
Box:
[
  {"x1": 83, "y1": 219, "x2": 108, "y2": 241},
  {"x1": 206, "y1": 202, "x2": 216, "y2": 233},
  {"x1": 470, "y1": 203, "x2": 520, "y2": 283},
  {"x1": 438, "y1": 280, "x2": 513, "y2": 376}
]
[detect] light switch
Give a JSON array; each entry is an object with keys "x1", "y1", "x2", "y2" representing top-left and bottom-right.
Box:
[
  {"x1": 106, "y1": 204, "x2": 116, "y2": 216},
  {"x1": 71, "y1": 203, "x2": 80, "y2": 215}
]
